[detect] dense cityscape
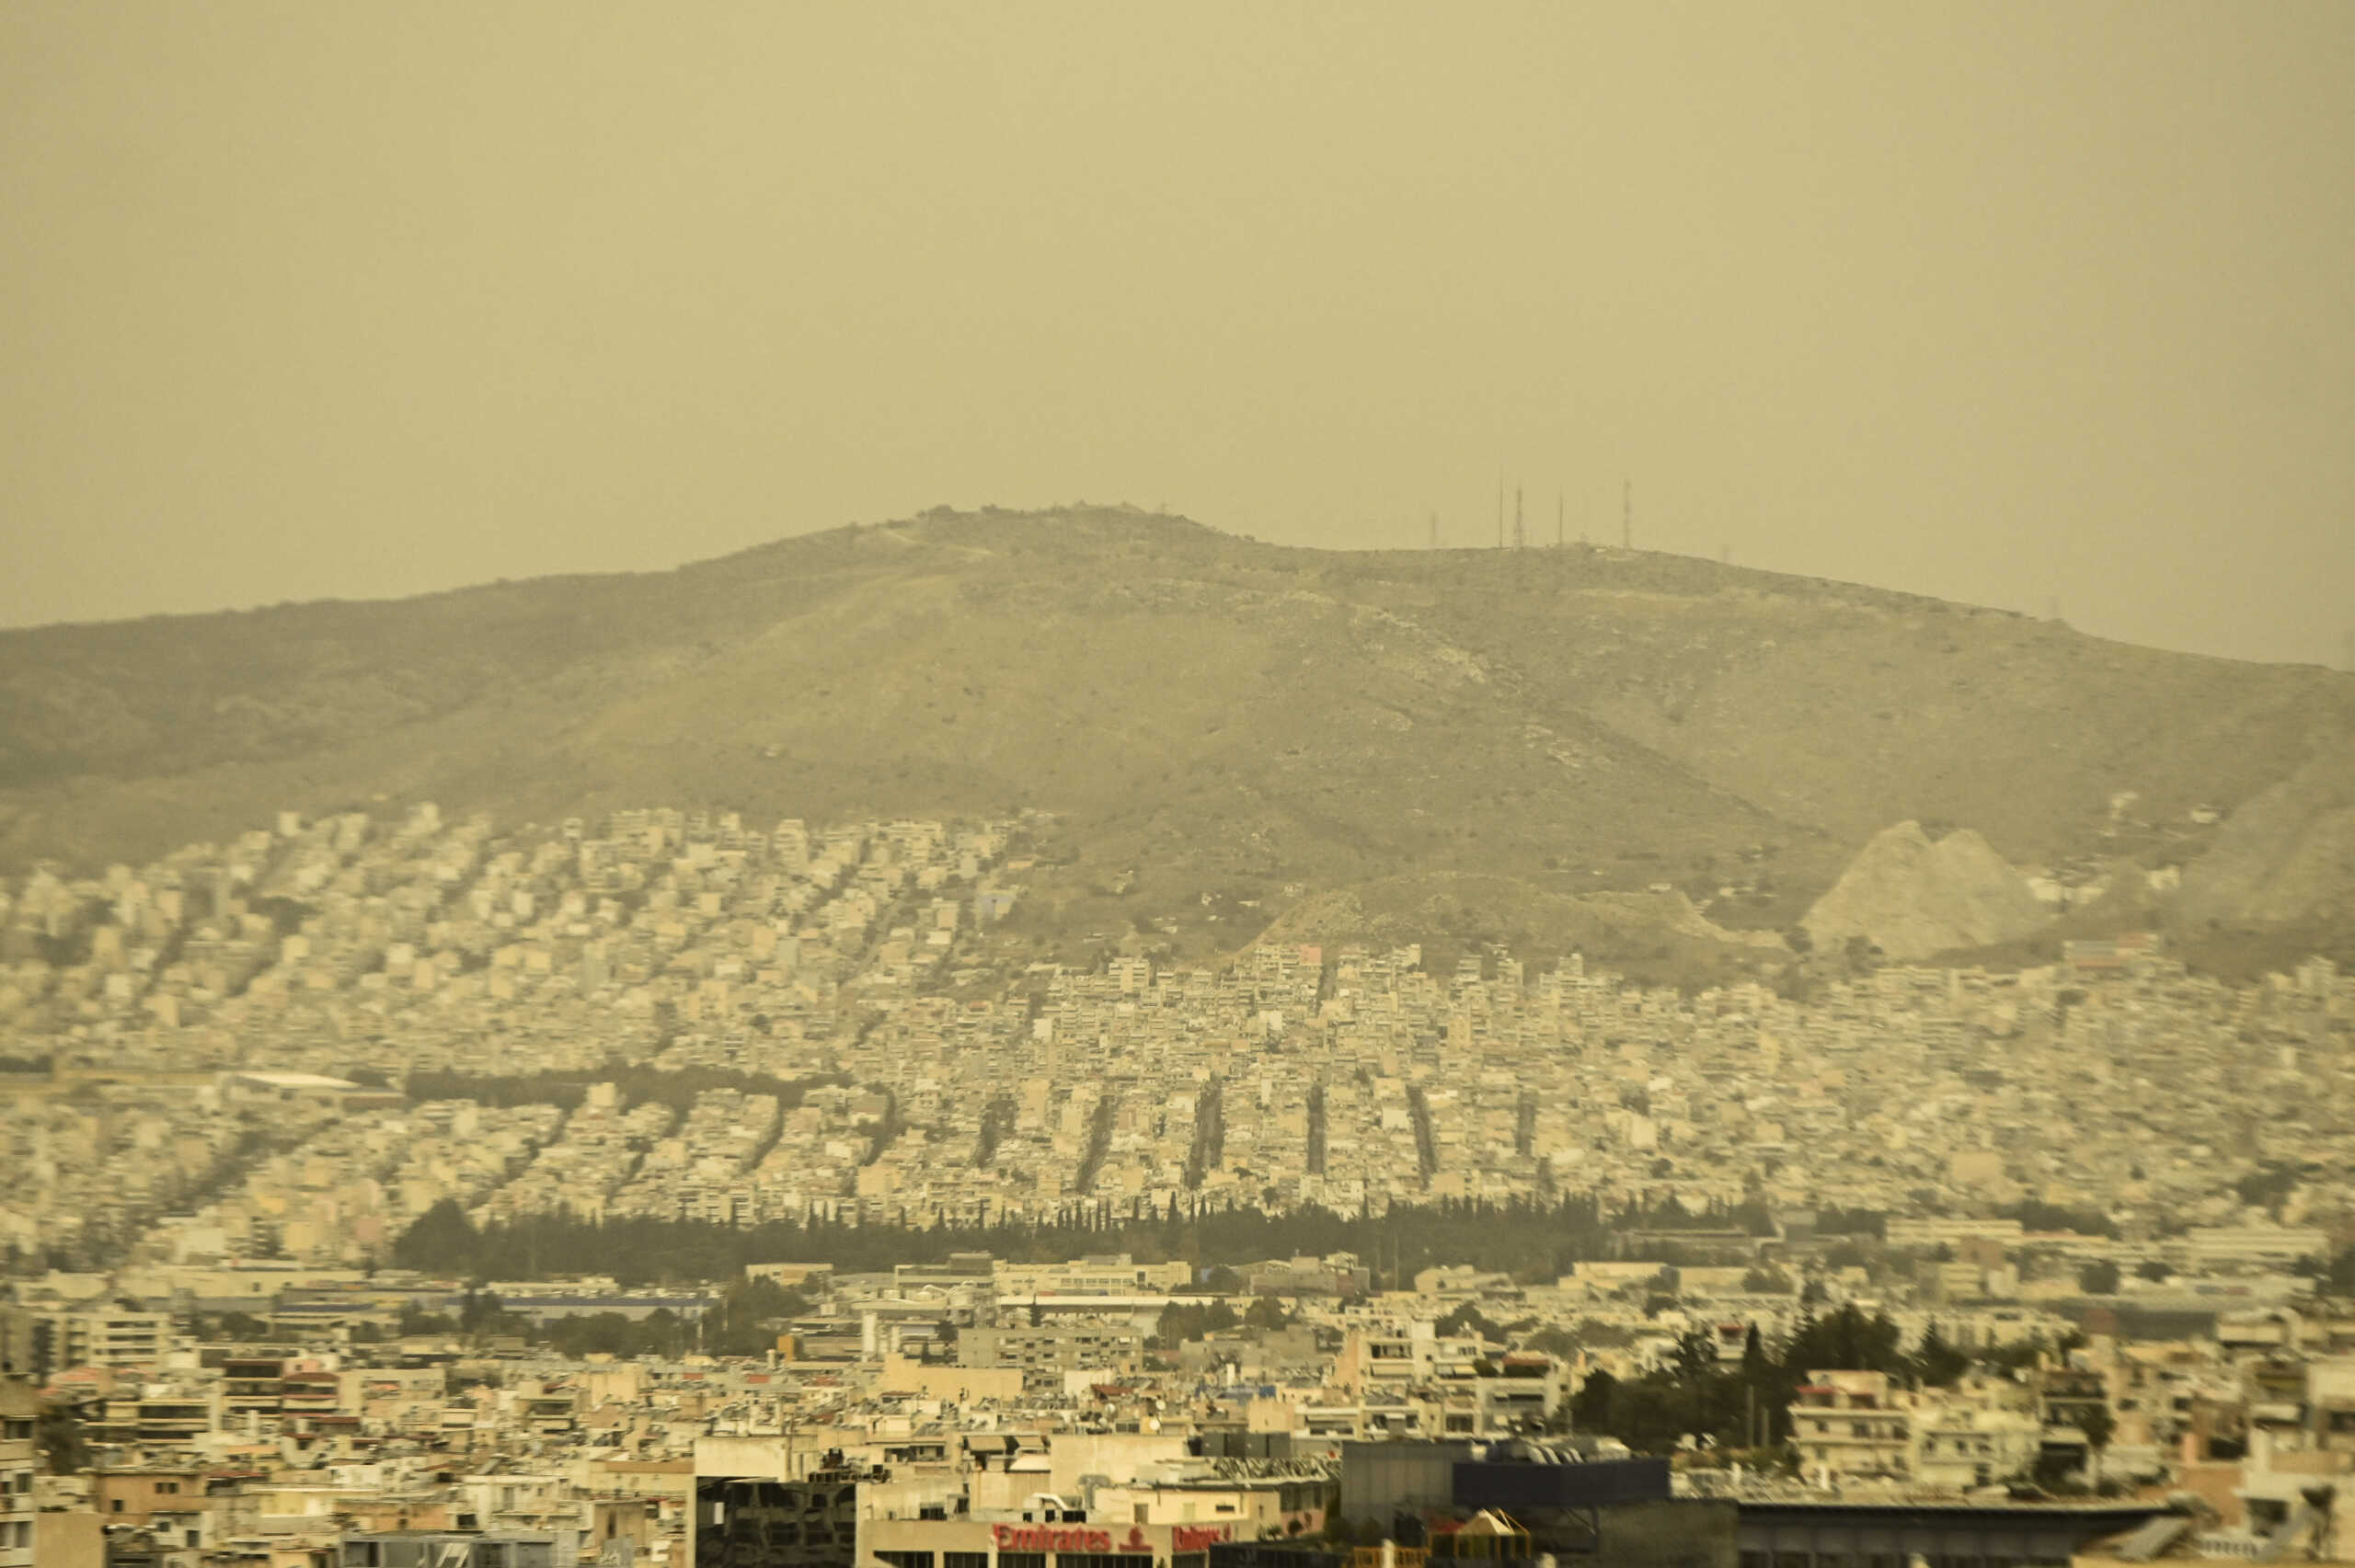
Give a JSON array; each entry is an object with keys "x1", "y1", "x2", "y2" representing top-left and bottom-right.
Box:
[
  {"x1": 9, "y1": 0, "x2": 2351, "y2": 1562},
  {"x1": 3, "y1": 807, "x2": 2352, "y2": 1568}
]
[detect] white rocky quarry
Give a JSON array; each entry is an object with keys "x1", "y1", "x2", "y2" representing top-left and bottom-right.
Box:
[{"x1": 1802, "y1": 820, "x2": 2051, "y2": 960}]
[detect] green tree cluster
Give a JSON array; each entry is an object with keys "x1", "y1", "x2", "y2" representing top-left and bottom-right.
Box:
[
  {"x1": 1572, "y1": 1303, "x2": 1933, "y2": 1456},
  {"x1": 195, "y1": 1310, "x2": 272, "y2": 1342},
  {"x1": 37, "y1": 1400, "x2": 92, "y2": 1474},
  {"x1": 701, "y1": 1278, "x2": 810, "y2": 1356},
  {"x1": 1433, "y1": 1303, "x2": 1506, "y2": 1344},
  {"x1": 543, "y1": 1310, "x2": 689, "y2": 1358},
  {"x1": 1244, "y1": 1296, "x2": 1293, "y2": 1330},
  {"x1": 1153, "y1": 1300, "x2": 1240, "y2": 1345},
  {"x1": 1998, "y1": 1201, "x2": 2118, "y2": 1239}
]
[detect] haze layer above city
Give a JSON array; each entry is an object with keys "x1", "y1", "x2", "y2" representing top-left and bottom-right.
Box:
[{"x1": 3, "y1": 3, "x2": 2352, "y2": 666}]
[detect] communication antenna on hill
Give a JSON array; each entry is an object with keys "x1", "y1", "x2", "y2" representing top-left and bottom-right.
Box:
[
  {"x1": 1429, "y1": 511, "x2": 1440, "y2": 550},
  {"x1": 1513, "y1": 486, "x2": 1525, "y2": 549},
  {"x1": 1622, "y1": 479, "x2": 1632, "y2": 550}
]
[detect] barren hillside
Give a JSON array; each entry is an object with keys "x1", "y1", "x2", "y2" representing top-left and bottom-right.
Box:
[{"x1": 4, "y1": 506, "x2": 2349, "y2": 972}]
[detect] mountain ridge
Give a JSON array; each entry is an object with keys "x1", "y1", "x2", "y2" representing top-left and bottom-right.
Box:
[{"x1": 5, "y1": 505, "x2": 2350, "y2": 976}]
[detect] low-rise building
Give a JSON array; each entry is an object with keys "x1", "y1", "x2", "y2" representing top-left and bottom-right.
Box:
[{"x1": 1787, "y1": 1370, "x2": 1912, "y2": 1482}]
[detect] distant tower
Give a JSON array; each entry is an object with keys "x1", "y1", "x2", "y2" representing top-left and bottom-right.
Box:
[
  {"x1": 1557, "y1": 494, "x2": 1565, "y2": 547},
  {"x1": 1429, "y1": 511, "x2": 1440, "y2": 550},
  {"x1": 1622, "y1": 479, "x2": 1632, "y2": 550},
  {"x1": 1512, "y1": 486, "x2": 1524, "y2": 549},
  {"x1": 1496, "y1": 473, "x2": 1505, "y2": 548}
]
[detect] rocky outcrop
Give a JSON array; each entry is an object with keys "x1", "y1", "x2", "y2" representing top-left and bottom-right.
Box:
[
  {"x1": 2177, "y1": 735, "x2": 2355, "y2": 930},
  {"x1": 1803, "y1": 820, "x2": 2051, "y2": 959}
]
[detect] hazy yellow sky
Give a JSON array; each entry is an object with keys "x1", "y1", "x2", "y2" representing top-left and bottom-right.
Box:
[{"x1": 3, "y1": 3, "x2": 2349, "y2": 665}]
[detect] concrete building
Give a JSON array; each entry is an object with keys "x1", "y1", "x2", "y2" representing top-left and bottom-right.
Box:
[
  {"x1": 20, "y1": 1309, "x2": 176, "y2": 1376},
  {"x1": 695, "y1": 1438, "x2": 883, "y2": 1568},
  {"x1": 339, "y1": 1531, "x2": 580, "y2": 1566},
  {"x1": 1787, "y1": 1371, "x2": 1913, "y2": 1482},
  {"x1": 0, "y1": 1378, "x2": 36, "y2": 1568},
  {"x1": 959, "y1": 1323, "x2": 1147, "y2": 1386}
]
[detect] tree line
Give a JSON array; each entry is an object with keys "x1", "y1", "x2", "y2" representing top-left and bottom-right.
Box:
[
  {"x1": 364, "y1": 1276, "x2": 812, "y2": 1360},
  {"x1": 390, "y1": 1192, "x2": 1803, "y2": 1288},
  {"x1": 401, "y1": 1061, "x2": 844, "y2": 1116}
]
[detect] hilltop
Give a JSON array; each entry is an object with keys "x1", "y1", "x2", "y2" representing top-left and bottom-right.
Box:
[{"x1": 4, "y1": 505, "x2": 2350, "y2": 977}]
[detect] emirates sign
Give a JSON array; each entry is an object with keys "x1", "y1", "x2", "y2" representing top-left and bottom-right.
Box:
[{"x1": 991, "y1": 1526, "x2": 1125, "y2": 1553}]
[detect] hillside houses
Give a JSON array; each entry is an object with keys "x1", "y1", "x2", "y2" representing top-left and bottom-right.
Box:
[{"x1": 5, "y1": 806, "x2": 2355, "y2": 1274}]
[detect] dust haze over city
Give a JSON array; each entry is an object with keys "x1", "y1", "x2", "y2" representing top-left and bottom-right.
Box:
[{"x1": 3, "y1": 6, "x2": 2355, "y2": 1567}]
